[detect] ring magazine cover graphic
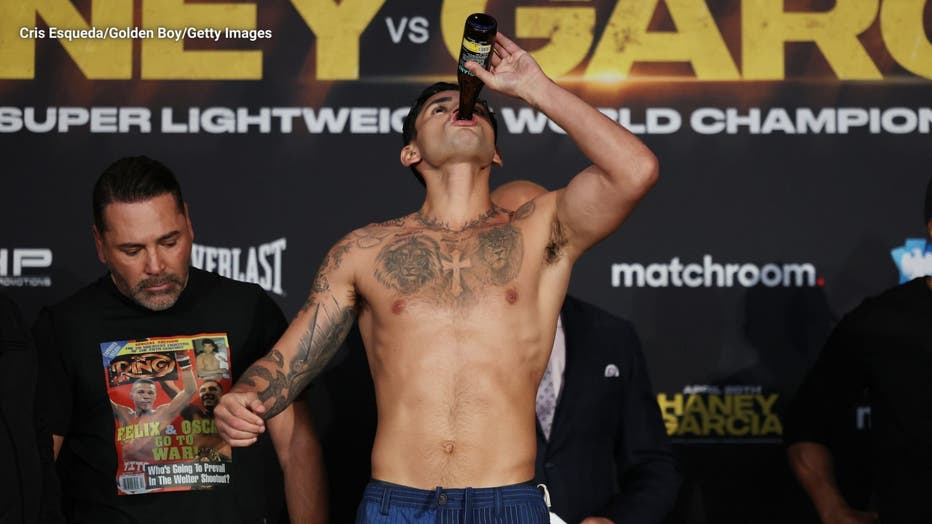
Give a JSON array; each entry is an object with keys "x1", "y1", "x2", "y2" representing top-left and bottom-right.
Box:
[{"x1": 100, "y1": 333, "x2": 233, "y2": 495}]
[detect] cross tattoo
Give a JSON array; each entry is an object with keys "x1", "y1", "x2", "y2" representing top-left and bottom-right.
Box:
[{"x1": 441, "y1": 249, "x2": 472, "y2": 297}]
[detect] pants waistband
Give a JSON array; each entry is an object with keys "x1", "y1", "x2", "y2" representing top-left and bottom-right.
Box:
[{"x1": 361, "y1": 479, "x2": 542, "y2": 510}]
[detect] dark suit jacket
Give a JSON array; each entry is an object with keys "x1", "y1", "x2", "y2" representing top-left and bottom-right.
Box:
[
  {"x1": 534, "y1": 296, "x2": 680, "y2": 524},
  {"x1": 0, "y1": 294, "x2": 62, "y2": 524}
]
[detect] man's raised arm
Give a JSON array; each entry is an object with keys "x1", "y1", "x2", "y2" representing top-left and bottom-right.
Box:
[
  {"x1": 215, "y1": 238, "x2": 358, "y2": 446},
  {"x1": 467, "y1": 33, "x2": 658, "y2": 257},
  {"x1": 162, "y1": 357, "x2": 197, "y2": 420}
]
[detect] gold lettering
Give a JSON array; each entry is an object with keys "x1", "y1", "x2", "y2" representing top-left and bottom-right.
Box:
[
  {"x1": 757, "y1": 393, "x2": 778, "y2": 414},
  {"x1": 684, "y1": 394, "x2": 709, "y2": 416},
  {"x1": 677, "y1": 413, "x2": 701, "y2": 435},
  {"x1": 732, "y1": 394, "x2": 754, "y2": 417},
  {"x1": 742, "y1": 0, "x2": 880, "y2": 80},
  {"x1": 704, "y1": 414, "x2": 725, "y2": 436},
  {"x1": 0, "y1": 0, "x2": 131, "y2": 79},
  {"x1": 760, "y1": 414, "x2": 782, "y2": 435},
  {"x1": 515, "y1": 7, "x2": 594, "y2": 79},
  {"x1": 587, "y1": 0, "x2": 739, "y2": 81},
  {"x1": 662, "y1": 413, "x2": 679, "y2": 435},
  {"x1": 656, "y1": 393, "x2": 683, "y2": 415},
  {"x1": 708, "y1": 394, "x2": 732, "y2": 415},
  {"x1": 142, "y1": 0, "x2": 260, "y2": 79},
  {"x1": 726, "y1": 414, "x2": 751, "y2": 436},
  {"x1": 291, "y1": 0, "x2": 385, "y2": 80},
  {"x1": 880, "y1": 0, "x2": 932, "y2": 79}
]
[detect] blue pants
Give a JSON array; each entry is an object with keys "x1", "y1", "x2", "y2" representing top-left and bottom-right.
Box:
[{"x1": 355, "y1": 480, "x2": 550, "y2": 524}]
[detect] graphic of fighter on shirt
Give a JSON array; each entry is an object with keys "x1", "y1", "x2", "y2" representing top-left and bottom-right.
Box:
[{"x1": 110, "y1": 355, "x2": 196, "y2": 462}]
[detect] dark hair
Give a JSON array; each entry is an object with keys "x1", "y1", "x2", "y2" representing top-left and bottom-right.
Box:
[
  {"x1": 201, "y1": 339, "x2": 218, "y2": 351},
  {"x1": 132, "y1": 378, "x2": 156, "y2": 391},
  {"x1": 93, "y1": 156, "x2": 185, "y2": 232},
  {"x1": 401, "y1": 82, "x2": 498, "y2": 187},
  {"x1": 925, "y1": 176, "x2": 932, "y2": 225}
]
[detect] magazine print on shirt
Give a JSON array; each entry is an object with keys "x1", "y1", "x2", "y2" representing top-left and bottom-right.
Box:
[{"x1": 101, "y1": 333, "x2": 233, "y2": 495}]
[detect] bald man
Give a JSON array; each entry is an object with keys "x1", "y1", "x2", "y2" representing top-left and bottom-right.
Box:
[
  {"x1": 491, "y1": 181, "x2": 679, "y2": 524},
  {"x1": 492, "y1": 180, "x2": 551, "y2": 211}
]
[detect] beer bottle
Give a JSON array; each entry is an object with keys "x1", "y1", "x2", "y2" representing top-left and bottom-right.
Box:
[{"x1": 456, "y1": 13, "x2": 497, "y2": 120}]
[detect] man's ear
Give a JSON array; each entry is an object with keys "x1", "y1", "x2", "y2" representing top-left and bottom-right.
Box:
[
  {"x1": 400, "y1": 145, "x2": 421, "y2": 167},
  {"x1": 93, "y1": 226, "x2": 106, "y2": 265},
  {"x1": 184, "y1": 202, "x2": 194, "y2": 241},
  {"x1": 492, "y1": 147, "x2": 503, "y2": 167}
]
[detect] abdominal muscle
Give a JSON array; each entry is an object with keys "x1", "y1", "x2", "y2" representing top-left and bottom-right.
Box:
[{"x1": 361, "y1": 317, "x2": 547, "y2": 489}]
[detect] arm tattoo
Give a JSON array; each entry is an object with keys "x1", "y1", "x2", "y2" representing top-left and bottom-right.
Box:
[
  {"x1": 477, "y1": 225, "x2": 523, "y2": 284},
  {"x1": 303, "y1": 240, "x2": 353, "y2": 311},
  {"x1": 309, "y1": 271, "x2": 330, "y2": 296},
  {"x1": 241, "y1": 302, "x2": 355, "y2": 419}
]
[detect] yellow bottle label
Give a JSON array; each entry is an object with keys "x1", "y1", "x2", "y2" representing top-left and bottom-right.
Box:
[{"x1": 462, "y1": 39, "x2": 492, "y2": 54}]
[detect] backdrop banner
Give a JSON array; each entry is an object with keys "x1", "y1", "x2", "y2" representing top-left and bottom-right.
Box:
[{"x1": 2, "y1": 1, "x2": 930, "y2": 522}]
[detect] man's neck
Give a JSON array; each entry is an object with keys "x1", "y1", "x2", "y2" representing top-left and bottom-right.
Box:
[{"x1": 419, "y1": 165, "x2": 497, "y2": 232}]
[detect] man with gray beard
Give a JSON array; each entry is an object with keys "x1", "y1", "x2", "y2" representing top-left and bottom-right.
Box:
[{"x1": 33, "y1": 156, "x2": 326, "y2": 523}]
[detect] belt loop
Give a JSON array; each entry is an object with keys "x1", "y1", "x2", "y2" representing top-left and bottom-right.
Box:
[
  {"x1": 463, "y1": 487, "x2": 473, "y2": 524},
  {"x1": 494, "y1": 487, "x2": 503, "y2": 517},
  {"x1": 379, "y1": 485, "x2": 392, "y2": 515}
]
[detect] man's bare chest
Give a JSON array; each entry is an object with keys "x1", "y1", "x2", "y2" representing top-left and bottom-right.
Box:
[{"x1": 367, "y1": 223, "x2": 526, "y2": 307}]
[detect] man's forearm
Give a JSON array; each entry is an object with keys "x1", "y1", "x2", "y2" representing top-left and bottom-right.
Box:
[
  {"x1": 180, "y1": 356, "x2": 196, "y2": 392},
  {"x1": 236, "y1": 302, "x2": 355, "y2": 420},
  {"x1": 269, "y1": 400, "x2": 327, "y2": 524},
  {"x1": 525, "y1": 79, "x2": 657, "y2": 187},
  {"x1": 787, "y1": 442, "x2": 851, "y2": 520}
]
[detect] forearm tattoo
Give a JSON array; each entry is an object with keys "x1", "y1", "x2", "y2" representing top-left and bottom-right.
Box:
[{"x1": 240, "y1": 301, "x2": 355, "y2": 419}]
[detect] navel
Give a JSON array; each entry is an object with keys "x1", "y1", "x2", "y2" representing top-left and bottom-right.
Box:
[
  {"x1": 391, "y1": 299, "x2": 406, "y2": 314},
  {"x1": 441, "y1": 440, "x2": 456, "y2": 454},
  {"x1": 505, "y1": 288, "x2": 518, "y2": 304}
]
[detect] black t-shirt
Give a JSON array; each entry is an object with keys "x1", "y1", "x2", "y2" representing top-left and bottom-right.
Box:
[
  {"x1": 784, "y1": 277, "x2": 932, "y2": 522},
  {"x1": 34, "y1": 268, "x2": 288, "y2": 524}
]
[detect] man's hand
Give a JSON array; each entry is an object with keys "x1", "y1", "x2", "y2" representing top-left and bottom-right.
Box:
[
  {"x1": 215, "y1": 391, "x2": 267, "y2": 446},
  {"x1": 464, "y1": 32, "x2": 549, "y2": 104}
]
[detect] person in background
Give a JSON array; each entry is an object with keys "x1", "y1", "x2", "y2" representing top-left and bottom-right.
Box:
[
  {"x1": 494, "y1": 180, "x2": 680, "y2": 524},
  {"x1": 33, "y1": 156, "x2": 326, "y2": 523},
  {"x1": 0, "y1": 292, "x2": 63, "y2": 523},
  {"x1": 785, "y1": 176, "x2": 932, "y2": 524}
]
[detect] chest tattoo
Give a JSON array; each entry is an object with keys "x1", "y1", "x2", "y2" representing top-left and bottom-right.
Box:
[
  {"x1": 441, "y1": 249, "x2": 472, "y2": 297},
  {"x1": 375, "y1": 236, "x2": 443, "y2": 294},
  {"x1": 373, "y1": 224, "x2": 524, "y2": 303}
]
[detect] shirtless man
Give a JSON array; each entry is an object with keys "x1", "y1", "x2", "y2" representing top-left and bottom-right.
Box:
[
  {"x1": 196, "y1": 339, "x2": 227, "y2": 378},
  {"x1": 112, "y1": 357, "x2": 196, "y2": 461},
  {"x1": 216, "y1": 32, "x2": 658, "y2": 522}
]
